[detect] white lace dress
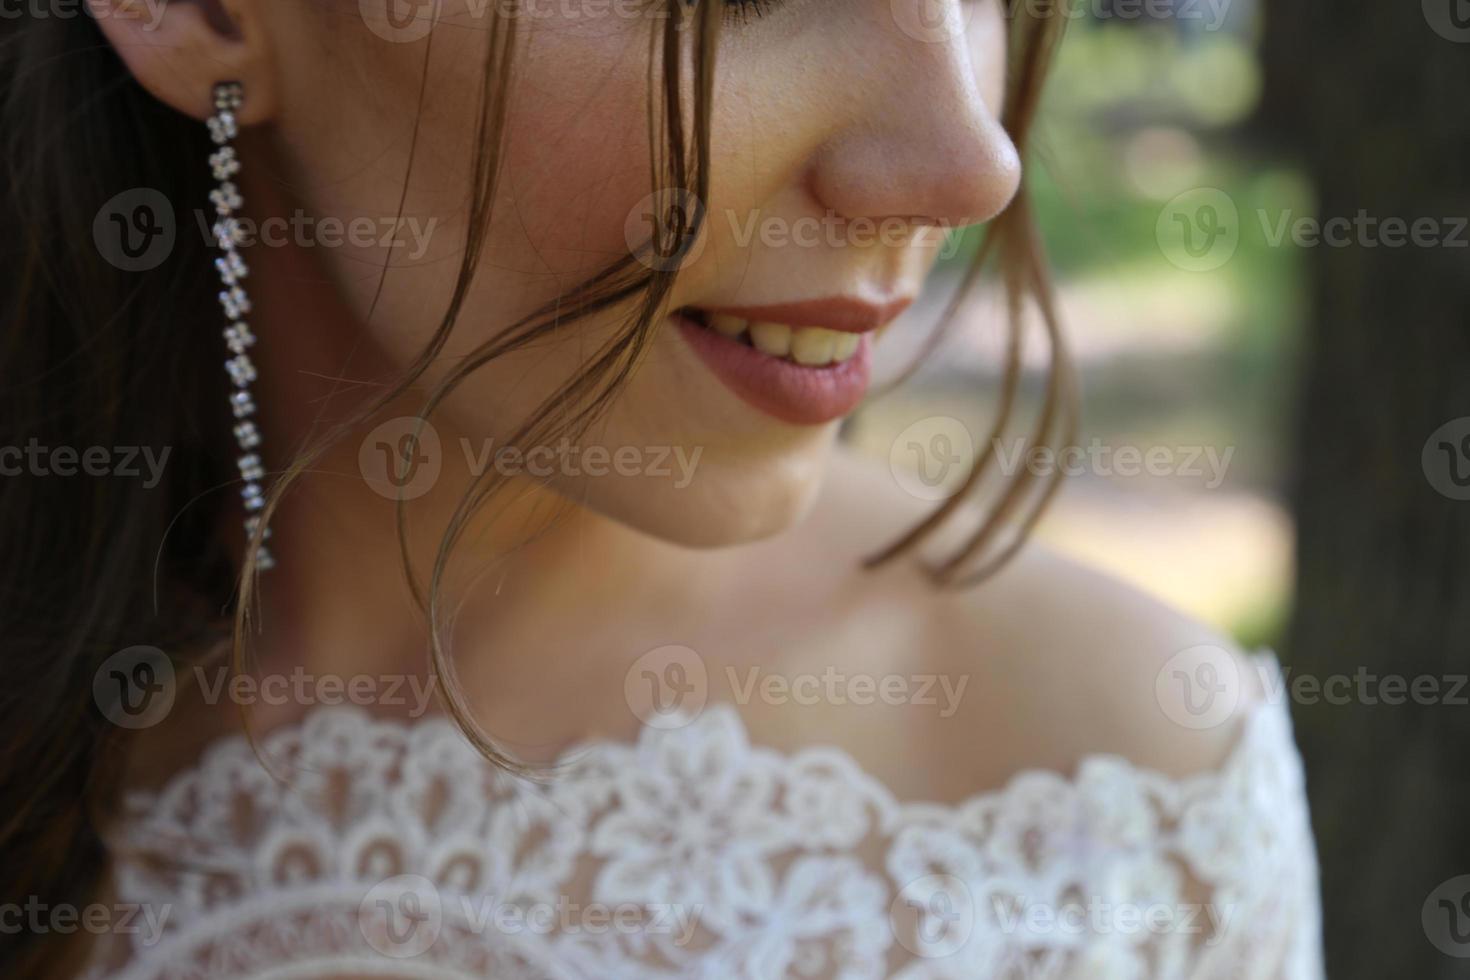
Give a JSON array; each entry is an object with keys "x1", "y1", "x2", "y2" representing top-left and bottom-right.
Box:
[{"x1": 93, "y1": 657, "x2": 1324, "y2": 979}]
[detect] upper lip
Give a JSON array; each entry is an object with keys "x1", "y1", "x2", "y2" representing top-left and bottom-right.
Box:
[{"x1": 694, "y1": 296, "x2": 914, "y2": 334}]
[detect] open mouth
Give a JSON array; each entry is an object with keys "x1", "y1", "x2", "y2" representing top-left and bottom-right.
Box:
[
  {"x1": 673, "y1": 307, "x2": 876, "y2": 427},
  {"x1": 678, "y1": 308, "x2": 865, "y2": 369}
]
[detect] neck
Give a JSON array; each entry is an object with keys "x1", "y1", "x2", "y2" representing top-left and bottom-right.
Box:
[{"x1": 223, "y1": 169, "x2": 699, "y2": 731}]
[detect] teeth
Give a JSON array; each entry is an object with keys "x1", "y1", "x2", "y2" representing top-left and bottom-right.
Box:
[
  {"x1": 701, "y1": 313, "x2": 863, "y2": 367},
  {"x1": 710, "y1": 314, "x2": 747, "y2": 338},
  {"x1": 791, "y1": 327, "x2": 837, "y2": 366},
  {"x1": 832, "y1": 331, "x2": 860, "y2": 362},
  {"x1": 749, "y1": 322, "x2": 793, "y2": 358}
]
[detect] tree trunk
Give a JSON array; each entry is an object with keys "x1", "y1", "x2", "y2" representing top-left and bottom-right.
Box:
[{"x1": 1260, "y1": 1, "x2": 1470, "y2": 977}]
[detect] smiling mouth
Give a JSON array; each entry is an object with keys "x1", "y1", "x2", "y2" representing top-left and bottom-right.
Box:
[
  {"x1": 678, "y1": 309, "x2": 864, "y2": 368},
  {"x1": 672, "y1": 297, "x2": 911, "y2": 426}
]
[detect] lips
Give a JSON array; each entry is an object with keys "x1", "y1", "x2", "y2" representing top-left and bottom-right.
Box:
[{"x1": 674, "y1": 297, "x2": 909, "y2": 426}]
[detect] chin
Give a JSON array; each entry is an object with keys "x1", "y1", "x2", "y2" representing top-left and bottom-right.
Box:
[{"x1": 558, "y1": 441, "x2": 834, "y2": 549}]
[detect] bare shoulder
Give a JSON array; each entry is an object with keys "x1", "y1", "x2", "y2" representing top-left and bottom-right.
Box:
[
  {"x1": 924, "y1": 533, "x2": 1268, "y2": 781},
  {"x1": 757, "y1": 447, "x2": 1270, "y2": 801}
]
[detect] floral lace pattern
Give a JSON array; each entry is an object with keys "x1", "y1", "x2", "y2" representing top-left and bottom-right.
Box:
[{"x1": 96, "y1": 657, "x2": 1324, "y2": 980}]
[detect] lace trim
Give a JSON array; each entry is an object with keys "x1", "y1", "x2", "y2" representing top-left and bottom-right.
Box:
[{"x1": 98, "y1": 656, "x2": 1324, "y2": 980}]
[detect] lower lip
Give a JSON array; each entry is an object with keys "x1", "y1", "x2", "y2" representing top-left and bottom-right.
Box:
[{"x1": 674, "y1": 314, "x2": 873, "y2": 426}]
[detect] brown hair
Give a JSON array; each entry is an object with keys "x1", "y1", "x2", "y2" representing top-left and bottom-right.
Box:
[{"x1": 0, "y1": 1, "x2": 1071, "y2": 973}]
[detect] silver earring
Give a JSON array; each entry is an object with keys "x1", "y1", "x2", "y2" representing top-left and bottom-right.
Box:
[{"x1": 208, "y1": 81, "x2": 273, "y2": 571}]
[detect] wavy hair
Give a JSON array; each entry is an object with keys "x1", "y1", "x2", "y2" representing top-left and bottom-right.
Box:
[{"x1": 0, "y1": 1, "x2": 1072, "y2": 973}]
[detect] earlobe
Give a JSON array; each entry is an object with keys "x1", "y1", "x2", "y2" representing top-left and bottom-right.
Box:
[{"x1": 88, "y1": 0, "x2": 277, "y2": 124}]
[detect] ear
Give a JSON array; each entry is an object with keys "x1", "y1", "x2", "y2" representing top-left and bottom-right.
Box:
[{"x1": 88, "y1": 0, "x2": 277, "y2": 124}]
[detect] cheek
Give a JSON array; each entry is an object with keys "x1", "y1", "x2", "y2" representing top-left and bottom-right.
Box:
[
  {"x1": 493, "y1": 31, "x2": 657, "y2": 281},
  {"x1": 282, "y1": 21, "x2": 668, "y2": 387},
  {"x1": 969, "y1": 4, "x2": 1010, "y2": 110}
]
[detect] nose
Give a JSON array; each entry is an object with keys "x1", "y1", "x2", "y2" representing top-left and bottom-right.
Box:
[{"x1": 805, "y1": 14, "x2": 1022, "y2": 232}]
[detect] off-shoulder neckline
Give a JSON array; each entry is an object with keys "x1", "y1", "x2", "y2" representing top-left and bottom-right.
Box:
[{"x1": 126, "y1": 653, "x2": 1294, "y2": 819}]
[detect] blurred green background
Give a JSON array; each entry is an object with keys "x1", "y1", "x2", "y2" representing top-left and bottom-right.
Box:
[
  {"x1": 849, "y1": 7, "x2": 1470, "y2": 977},
  {"x1": 854, "y1": 4, "x2": 1307, "y2": 651}
]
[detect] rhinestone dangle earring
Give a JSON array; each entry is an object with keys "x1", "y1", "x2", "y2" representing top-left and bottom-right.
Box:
[{"x1": 208, "y1": 82, "x2": 273, "y2": 571}]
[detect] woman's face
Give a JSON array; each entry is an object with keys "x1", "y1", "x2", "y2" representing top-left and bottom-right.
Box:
[{"x1": 258, "y1": 0, "x2": 1020, "y2": 546}]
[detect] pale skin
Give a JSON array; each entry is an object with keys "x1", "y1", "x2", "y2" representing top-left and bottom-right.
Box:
[{"x1": 94, "y1": 0, "x2": 1262, "y2": 808}]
